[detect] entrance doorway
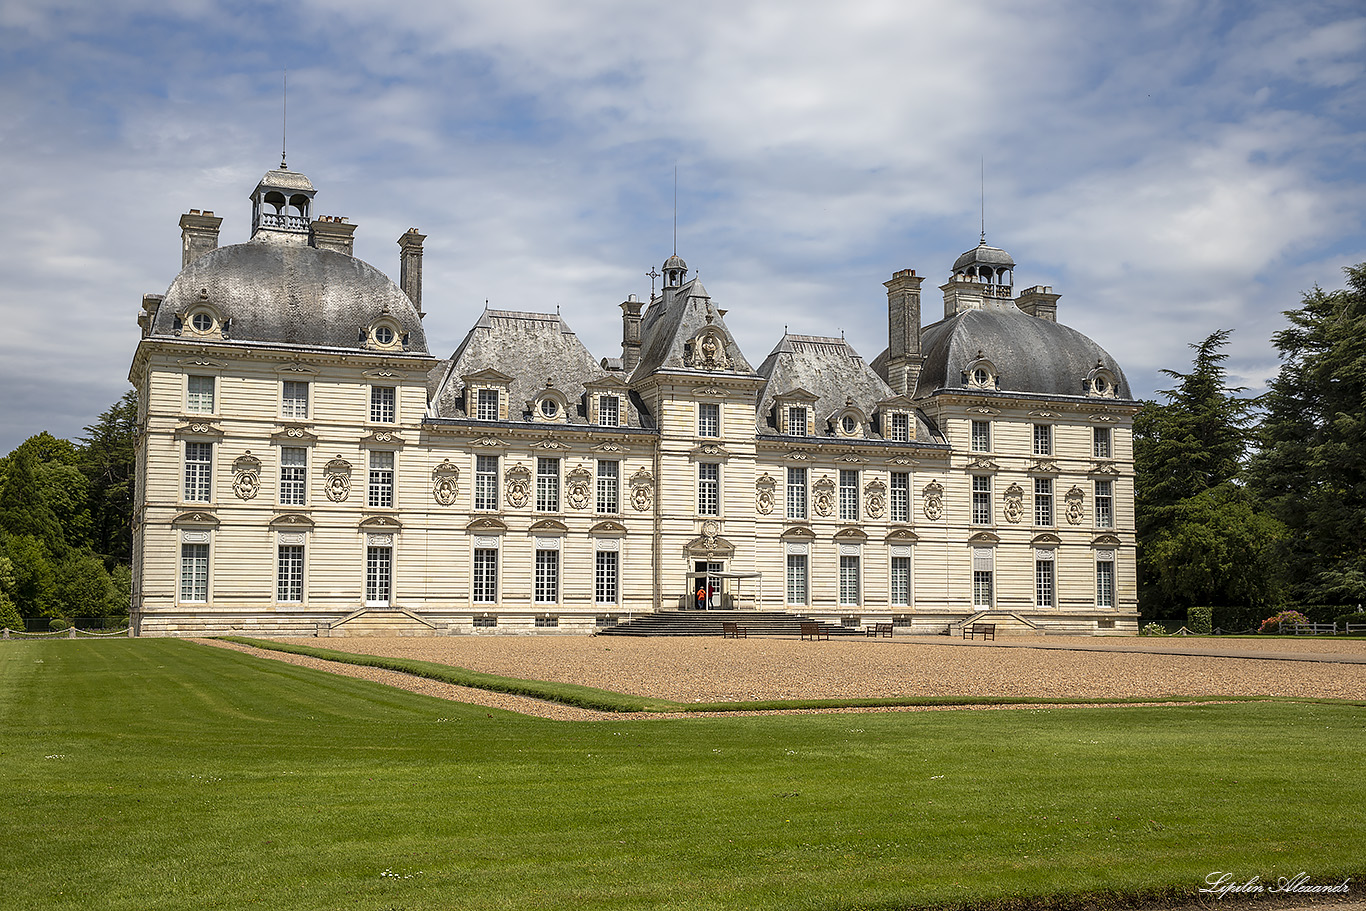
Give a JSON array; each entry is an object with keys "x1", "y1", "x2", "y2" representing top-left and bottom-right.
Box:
[{"x1": 691, "y1": 561, "x2": 723, "y2": 609}]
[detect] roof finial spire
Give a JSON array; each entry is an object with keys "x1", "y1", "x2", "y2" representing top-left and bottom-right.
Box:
[
  {"x1": 979, "y1": 156, "x2": 986, "y2": 245},
  {"x1": 673, "y1": 165, "x2": 678, "y2": 255},
  {"x1": 280, "y1": 70, "x2": 289, "y2": 170}
]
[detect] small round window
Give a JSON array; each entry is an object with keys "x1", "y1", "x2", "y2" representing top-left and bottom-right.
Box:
[
  {"x1": 1093, "y1": 376, "x2": 1110, "y2": 395},
  {"x1": 841, "y1": 416, "x2": 857, "y2": 434},
  {"x1": 972, "y1": 367, "x2": 991, "y2": 386},
  {"x1": 191, "y1": 312, "x2": 214, "y2": 332},
  {"x1": 374, "y1": 326, "x2": 394, "y2": 345},
  {"x1": 540, "y1": 398, "x2": 559, "y2": 418}
]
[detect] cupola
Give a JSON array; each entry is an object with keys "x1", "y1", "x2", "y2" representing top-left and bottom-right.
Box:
[
  {"x1": 249, "y1": 168, "x2": 317, "y2": 242},
  {"x1": 663, "y1": 254, "x2": 688, "y2": 289}
]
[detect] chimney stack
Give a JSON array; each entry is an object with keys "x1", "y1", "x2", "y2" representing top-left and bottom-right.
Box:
[
  {"x1": 1016, "y1": 285, "x2": 1060, "y2": 322},
  {"x1": 310, "y1": 215, "x2": 356, "y2": 256},
  {"x1": 179, "y1": 210, "x2": 222, "y2": 268},
  {"x1": 883, "y1": 268, "x2": 924, "y2": 396},
  {"x1": 620, "y1": 294, "x2": 644, "y2": 371},
  {"x1": 398, "y1": 229, "x2": 426, "y2": 318}
]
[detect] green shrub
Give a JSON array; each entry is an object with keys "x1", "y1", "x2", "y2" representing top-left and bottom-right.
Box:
[
  {"x1": 1186, "y1": 605, "x2": 1213, "y2": 635},
  {"x1": 1285, "y1": 603, "x2": 1349, "y2": 623},
  {"x1": 1211, "y1": 604, "x2": 1262, "y2": 632},
  {"x1": 1258, "y1": 609, "x2": 1310, "y2": 634},
  {"x1": 1141, "y1": 622, "x2": 1167, "y2": 636},
  {"x1": 1334, "y1": 611, "x2": 1366, "y2": 628}
]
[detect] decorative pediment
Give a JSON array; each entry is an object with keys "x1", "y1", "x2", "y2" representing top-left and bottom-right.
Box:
[
  {"x1": 176, "y1": 356, "x2": 226, "y2": 369},
  {"x1": 171, "y1": 511, "x2": 219, "y2": 527},
  {"x1": 1090, "y1": 413, "x2": 1118, "y2": 423},
  {"x1": 784, "y1": 450, "x2": 815, "y2": 461},
  {"x1": 832, "y1": 454, "x2": 868, "y2": 464},
  {"x1": 588, "y1": 520, "x2": 628, "y2": 537},
  {"x1": 471, "y1": 436, "x2": 506, "y2": 448},
  {"x1": 583, "y1": 374, "x2": 632, "y2": 392},
  {"x1": 1028, "y1": 410, "x2": 1059, "y2": 419},
  {"x1": 776, "y1": 387, "x2": 821, "y2": 405},
  {"x1": 965, "y1": 406, "x2": 1000, "y2": 415},
  {"x1": 359, "y1": 514, "x2": 402, "y2": 530},
  {"x1": 362, "y1": 366, "x2": 408, "y2": 380},
  {"x1": 967, "y1": 531, "x2": 1000, "y2": 545},
  {"x1": 528, "y1": 518, "x2": 568, "y2": 535},
  {"x1": 465, "y1": 516, "x2": 508, "y2": 534},
  {"x1": 1091, "y1": 533, "x2": 1122, "y2": 547},
  {"x1": 966, "y1": 456, "x2": 998, "y2": 471},
  {"x1": 780, "y1": 525, "x2": 816, "y2": 542},
  {"x1": 691, "y1": 385, "x2": 728, "y2": 398},
  {"x1": 269, "y1": 513, "x2": 315, "y2": 528},
  {"x1": 884, "y1": 526, "x2": 919, "y2": 544},
  {"x1": 271, "y1": 425, "x2": 318, "y2": 444},
  {"x1": 276, "y1": 362, "x2": 318, "y2": 376},
  {"x1": 173, "y1": 421, "x2": 223, "y2": 440},
  {"x1": 1028, "y1": 458, "x2": 1060, "y2": 474},
  {"x1": 461, "y1": 367, "x2": 514, "y2": 385},
  {"x1": 690, "y1": 442, "x2": 730, "y2": 460},
  {"x1": 684, "y1": 534, "x2": 735, "y2": 557},
  {"x1": 884, "y1": 456, "x2": 919, "y2": 466},
  {"x1": 875, "y1": 394, "x2": 917, "y2": 411},
  {"x1": 530, "y1": 437, "x2": 569, "y2": 450},
  {"x1": 833, "y1": 526, "x2": 868, "y2": 543},
  {"x1": 592, "y1": 441, "x2": 626, "y2": 453},
  {"x1": 1031, "y1": 532, "x2": 1062, "y2": 546},
  {"x1": 1090, "y1": 460, "x2": 1121, "y2": 475},
  {"x1": 361, "y1": 430, "x2": 405, "y2": 447}
]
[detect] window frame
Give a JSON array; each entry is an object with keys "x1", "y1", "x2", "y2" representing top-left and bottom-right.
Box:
[
  {"x1": 889, "y1": 472, "x2": 910, "y2": 523},
  {"x1": 179, "y1": 541, "x2": 209, "y2": 603},
  {"x1": 971, "y1": 475, "x2": 991, "y2": 525},
  {"x1": 970, "y1": 419, "x2": 991, "y2": 453},
  {"x1": 698, "y1": 402, "x2": 720, "y2": 438},
  {"x1": 475, "y1": 455, "x2": 499, "y2": 511},
  {"x1": 534, "y1": 548, "x2": 560, "y2": 604},
  {"x1": 370, "y1": 385, "x2": 396, "y2": 423},
  {"x1": 596, "y1": 460, "x2": 620, "y2": 514},
  {"x1": 365, "y1": 545, "x2": 392, "y2": 607},
  {"x1": 1093, "y1": 426, "x2": 1112, "y2": 459},
  {"x1": 536, "y1": 457, "x2": 560, "y2": 512},
  {"x1": 839, "y1": 469, "x2": 859, "y2": 522},
  {"x1": 367, "y1": 450, "x2": 395, "y2": 508},
  {"x1": 838, "y1": 554, "x2": 861, "y2": 606},
  {"x1": 1095, "y1": 479, "x2": 1114, "y2": 529},
  {"x1": 472, "y1": 547, "x2": 499, "y2": 603},
  {"x1": 186, "y1": 375, "x2": 215, "y2": 414},
  {"x1": 277, "y1": 543, "x2": 304, "y2": 603},
  {"x1": 888, "y1": 412, "x2": 911, "y2": 443},
  {"x1": 697, "y1": 462, "x2": 720, "y2": 516},
  {"x1": 281, "y1": 380, "x2": 309, "y2": 420},
  {"x1": 787, "y1": 467, "x2": 808, "y2": 520},
  {"x1": 1035, "y1": 553, "x2": 1056, "y2": 607},
  {"x1": 786, "y1": 552, "x2": 808, "y2": 606},
  {"x1": 598, "y1": 394, "x2": 621, "y2": 427},
  {"x1": 279, "y1": 447, "x2": 307, "y2": 506},
  {"x1": 595, "y1": 550, "x2": 619, "y2": 605},
  {"x1": 476, "y1": 388, "x2": 500, "y2": 422},
  {"x1": 890, "y1": 555, "x2": 912, "y2": 606},
  {"x1": 1033, "y1": 423, "x2": 1053, "y2": 456},
  {"x1": 1034, "y1": 477, "x2": 1053, "y2": 527},
  {"x1": 183, "y1": 442, "x2": 213, "y2": 503}
]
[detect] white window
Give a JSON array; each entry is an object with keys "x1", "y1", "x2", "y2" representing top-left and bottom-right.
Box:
[
  {"x1": 1095, "y1": 479, "x2": 1114, "y2": 528},
  {"x1": 477, "y1": 388, "x2": 499, "y2": 421},
  {"x1": 187, "y1": 375, "x2": 215, "y2": 414},
  {"x1": 536, "y1": 458, "x2": 560, "y2": 512},
  {"x1": 534, "y1": 549, "x2": 559, "y2": 603},
  {"x1": 368, "y1": 451, "x2": 394, "y2": 508},
  {"x1": 972, "y1": 548, "x2": 993, "y2": 607},
  {"x1": 698, "y1": 463, "x2": 719, "y2": 516},
  {"x1": 1034, "y1": 477, "x2": 1053, "y2": 526},
  {"x1": 890, "y1": 555, "x2": 911, "y2": 606},
  {"x1": 838, "y1": 555, "x2": 861, "y2": 606},
  {"x1": 971, "y1": 419, "x2": 990, "y2": 452},
  {"x1": 365, "y1": 546, "x2": 392, "y2": 606},
  {"x1": 971, "y1": 475, "x2": 991, "y2": 525},
  {"x1": 180, "y1": 542, "x2": 209, "y2": 602},
  {"x1": 280, "y1": 447, "x2": 307, "y2": 506},
  {"x1": 698, "y1": 402, "x2": 720, "y2": 437},
  {"x1": 472, "y1": 548, "x2": 498, "y2": 603},
  {"x1": 1093, "y1": 426, "x2": 1112, "y2": 459},
  {"x1": 1033, "y1": 423, "x2": 1052, "y2": 456},
  {"x1": 889, "y1": 412, "x2": 911, "y2": 443},
  {"x1": 890, "y1": 472, "x2": 910, "y2": 523},
  {"x1": 839, "y1": 470, "x2": 859, "y2": 522},
  {"x1": 599, "y1": 395, "x2": 620, "y2": 427},
  {"x1": 787, "y1": 467, "x2": 807, "y2": 520},
  {"x1": 282, "y1": 381, "x2": 309, "y2": 419},
  {"x1": 184, "y1": 442, "x2": 213, "y2": 502},
  {"x1": 1035, "y1": 551, "x2": 1055, "y2": 607},
  {"x1": 595, "y1": 551, "x2": 619, "y2": 604},
  {"x1": 597, "y1": 460, "x2": 619, "y2": 513},
  {"x1": 277, "y1": 544, "x2": 304, "y2": 602},
  {"x1": 788, "y1": 406, "x2": 808, "y2": 436},
  {"x1": 475, "y1": 455, "x2": 499, "y2": 511},
  {"x1": 786, "y1": 553, "x2": 808, "y2": 606},
  {"x1": 370, "y1": 386, "x2": 396, "y2": 423},
  {"x1": 1096, "y1": 551, "x2": 1116, "y2": 608}
]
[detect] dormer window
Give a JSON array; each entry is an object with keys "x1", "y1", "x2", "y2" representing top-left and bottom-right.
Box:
[
  {"x1": 788, "y1": 406, "x2": 808, "y2": 437},
  {"x1": 841, "y1": 416, "x2": 856, "y2": 434},
  {"x1": 540, "y1": 399, "x2": 559, "y2": 418},
  {"x1": 972, "y1": 368, "x2": 991, "y2": 386},
  {"x1": 374, "y1": 326, "x2": 394, "y2": 345},
  {"x1": 191, "y1": 312, "x2": 214, "y2": 332},
  {"x1": 365, "y1": 319, "x2": 405, "y2": 351},
  {"x1": 532, "y1": 385, "x2": 569, "y2": 424},
  {"x1": 598, "y1": 395, "x2": 621, "y2": 427},
  {"x1": 1086, "y1": 363, "x2": 1119, "y2": 397},
  {"x1": 888, "y1": 412, "x2": 911, "y2": 443},
  {"x1": 831, "y1": 404, "x2": 868, "y2": 439},
  {"x1": 477, "y1": 389, "x2": 500, "y2": 421}
]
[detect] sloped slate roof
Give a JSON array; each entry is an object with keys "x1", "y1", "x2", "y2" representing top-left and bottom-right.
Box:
[
  {"x1": 630, "y1": 278, "x2": 756, "y2": 381},
  {"x1": 152, "y1": 241, "x2": 428, "y2": 352},
  {"x1": 915, "y1": 307, "x2": 1132, "y2": 399}
]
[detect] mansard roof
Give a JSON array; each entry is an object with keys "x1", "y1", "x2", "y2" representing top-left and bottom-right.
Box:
[{"x1": 629, "y1": 277, "x2": 756, "y2": 381}]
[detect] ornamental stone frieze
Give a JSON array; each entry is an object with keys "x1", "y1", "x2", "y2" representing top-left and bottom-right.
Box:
[
  {"x1": 1090, "y1": 460, "x2": 1120, "y2": 475},
  {"x1": 922, "y1": 481, "x2": 944, "y2": 520},
  {"x1": 566, "y1": 466, "x2": 592, "y2": 510},
  {"x1": 685, "y1": 326, "x2": 730, "y2": 370},
  {"x1": 864, "y1": 479, "x2": 886, "y2": 519},
  {"x1": 966, "y1": 456, "x2": 999, "y2": 471},
  {"x1": 505, "y1": 463, "x2": 532, "y2": 508},
  {"x1": 629, "y1": 468, "x2": 655, "y2": 511},
  {"x1": 1003, "y1": 482, "x2": 1024, "y2": 524},
  {"x1": 231, "y1": 452, "x2": 261, "y2": 500},
  {"x1": 755, "y1": 473, "x2": 776, "y2": 515},
  {"x1": 270, "y1": 425, "x2": 317, "y2": 444},
  {"x1": 1065, "y1": 486, "x2": 1086, "y2": 525},
  {"x1": 432, "y1": 459, "x2": 460, "y2": 505},
  {"x1": 324, "y1": 457, "x2": 353, "y2": 502},
  {"x1": 1029, "y1": 458, "x2": 1060, "y2": 474},
  {"x1": 813, "y1": 476, "x2": 836, "y2": 517},
  {"x1": 361, "y1": 430, "x2": 404, "y2": 447}
]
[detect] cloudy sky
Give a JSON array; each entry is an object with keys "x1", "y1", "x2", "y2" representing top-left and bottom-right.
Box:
[{"x1": 2, "y1": 0, "x2": 1363, "y2": 454}]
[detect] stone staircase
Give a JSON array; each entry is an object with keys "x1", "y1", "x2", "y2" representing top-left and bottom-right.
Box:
[{"x1": 594, "y1": 610, "x2": 866, "y2": 638}]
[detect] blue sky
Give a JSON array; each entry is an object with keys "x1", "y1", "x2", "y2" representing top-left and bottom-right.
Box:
[{"x1": 2, "y1": 0, "x2": 1364, "y2": 453}]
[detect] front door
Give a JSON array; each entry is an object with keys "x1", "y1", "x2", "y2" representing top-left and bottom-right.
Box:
[{"x1": 692, "y1": 561, "x2": 723, "y2": 609}]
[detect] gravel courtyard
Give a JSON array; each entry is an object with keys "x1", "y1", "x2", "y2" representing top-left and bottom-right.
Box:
[{"x1": 207, "y1": 634, "x2": 1366, "y2": 721}]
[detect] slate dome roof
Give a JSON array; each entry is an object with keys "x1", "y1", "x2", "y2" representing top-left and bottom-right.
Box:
[
  {"x1": 917, "y1": 308, "x2": 1130, "y2": 399},
  {"x1": 952, "y1": 241, "x2": 1016, "y2": 273},
  {"x1": 152, "y1": 241, "x2": 428, "y2": 353}
]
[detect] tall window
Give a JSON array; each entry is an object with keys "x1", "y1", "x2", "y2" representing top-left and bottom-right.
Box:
[
  {"x1": 787, "y1": 467, "x2": 807, "y2": 520},
  {"x1": 180, "y1": 542, "x2": 209, "y2": 602},
  {"x1": 838, "y1": 555, "x2": 861, "y2": 606},
  {"x1": 534, "y1": 549, "x2": 559, "y2": 603},
  {"x1": 889, "y1": 412, "x2": 911, "y2": 443},
  {"x1": 536, "y1": 458, "x2": 560, "y2": 512},
  {"x1": 698, "y1": 463, "x2": 719, "y2": 516},
  {"x1": 368, "y1": 451, "x2": 394, "y2": 508},
  {"x1": 597, "y1": 460, "x2": 619, "y2": 513},
  {"x1": 971, "y1": 419, "x2": 991, "y2": 452},
  {"x1": 890, "y1": 555, "x2": 911, "y2": 606},
  {"x1": 187, "y1": 375, "x2": 215, "y2": 413},
  {"x1": 370, "y1": 385, "x2": 396, "y2": 423},
  {"x1": 788, "y1": 406, "x2": 808, "y2": 436},
  {"x1": 473, "y1": 455, "x2": 499, "y2": 510},
  {"x1": 476, "y1": 388, "x2": 500, "y2": 421},
  {"x1": 890, "y1": 472, "x2": 910, "y2": 523},
  {"x1": 971, "y1": 475, "x2": 991, "y2": 525},
  {"x1": 1093, "y1": 426, "x2": 1112, "y2": 459},
  {"x1": 595, "y1": 551, "x2": 619, "y2": 604},
  {"x1": 282, "y1": 381, "x2": 309, "y2": 419},
  {"x1": 280, "y1": 447, "x2": 307, "y2": 506},
  {"x1": 786, "y1": 553, "x2": 808, "y2": 605},
  {"x1": 277, "y1": 544, "x2": 304, "y2": 602},
  {"x1": 972, "y1": 548, "x2": 993, "y2": 607},
  {"x1": 472, "y1": 548, "x2": 498, "y2": 603},
  {"x1": 1033, "y1": 423, "x2": 1052, "y2": 456},
  {"x1": 599, "y1": 395, "x2": 620, "y2": 427},
  {"x1": 1034, "y1": 477, "x2": 1053, "y2": 526},
  {"x1": 1096, "y1": 551, "x2": 1116, "y2": 608},
  {"x1": 1095, "y1": 479, "x2": 1114, "y2": 528},
  {"x1": 1035, "y1": 552, "x2": 1055, "y2": 607},
  {"x1": 184, "y1": 442, "x2": 212, "y2": 502},
  {"x1": 366, "y1": 546, "x2": 392, "y2": 605},
  {"x1": 839, "y1": 470, "x2": 859, "y2": 521},
  {"x1": 698, "y1": 402, "x2": 720, "y2": 437}
]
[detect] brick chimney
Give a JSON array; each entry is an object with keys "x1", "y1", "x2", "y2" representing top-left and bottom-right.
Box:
[
  {"x1": 179, "y1": 210, "x2": 222, "y2": 268},
  {"x1": 398, "y1": 229, "x2": 426, "y2": 318},
  {"x1": 310, "y1": 215, "x2": 356, "y2": 256},
  {"x1": 883, "y1": 268, "x2": 924, "y2": 396},
  {"x1": 1016, "y1": 285, "x2": 1060, "y2": 322},
  {"x1": 620, "y1": 294, "x2": 644, "y2": 371}
]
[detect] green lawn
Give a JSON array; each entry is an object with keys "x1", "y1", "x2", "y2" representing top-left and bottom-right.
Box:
[{"x1": 1, "y1": 640, "x2": 1360, "y2": 911}]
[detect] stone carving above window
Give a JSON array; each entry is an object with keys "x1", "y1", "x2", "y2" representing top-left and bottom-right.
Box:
[
  {"x1": 685, "y1": 326, "x2": 731, "y2": 371},
  {"x1": 864, "y1": 479, "x2": 886, "y2": 519},
  {"x1": 630, "y1": 468, "x2": 655, "y2": 512},
  {"x1": 1066, "y1": 486, "x2": 1086, "y2": 525},
  {"x1": 922, "y1": 481, "x2": 944, "y2": 521},
  {"x1": 232, "y1": 452, "x2": 261, "y2": 500},
  {"x1": 966, "y1": 456, "x2": 999, "y2": 472},
  {"x1": 566, "y1": 466, "x2": 592, "y2": 510},
  {"x1": 324, "y1": 457, "x2": 353, "y2": 503},
  {"x1": 432, "y1": 459, "x2": 460, "y2": 506},
  {"x1": 755, "y1": 473, "x2": 776, "y2": 515},
  {"x1": 1003, "y1": 482, "x2": 1024, "y2": 524},
  {"x1": 813, "y1": 475, "x2": 836, "y2": 517},
  {"x1": 505, "y1": 463, "x2": 531, "y2": 508}
]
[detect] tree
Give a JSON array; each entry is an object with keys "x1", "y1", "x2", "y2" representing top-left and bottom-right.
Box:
[
  {"x1": 1134, "y1": 330, "x2": 1282, "y2": 624},
  {"x1": 80, "y1": 391, "x2": 138, "y2": 564},
  {"x1": 1250, "y1": 263, "x2": 1366, "y2": 605},
  {"x1": 0, "y1": 446, "x2": 66, "y2": 554},
  {"x1": 0, "y1": 555, "x2": 23, "y2": 631}
]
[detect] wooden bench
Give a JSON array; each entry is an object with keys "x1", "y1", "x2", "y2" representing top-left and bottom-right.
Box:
[
  {"x1": 866, "y1": 622, "x2": 893, "y2": 638},
  {"x1": 800, "y1": 621, "x2": 829, "y2": 641},
  {"x1": 722, "y1": 621, "x2": 747, "y2": 639},
  {"x1": 963, "y1": 622, "x2": 996, "y2": 641}
]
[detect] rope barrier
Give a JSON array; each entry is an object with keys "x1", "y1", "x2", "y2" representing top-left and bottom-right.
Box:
[{"x1": 2, "y1": 626, "x2": 132, "y2": 640}]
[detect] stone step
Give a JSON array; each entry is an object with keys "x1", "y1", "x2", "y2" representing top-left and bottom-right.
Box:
[{"x1": 596, "y1": 611, "x2": 867, "y2": 637}]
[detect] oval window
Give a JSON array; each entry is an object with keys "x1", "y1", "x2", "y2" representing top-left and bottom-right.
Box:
[
  {"x1": 1093, "y1": 377, "x2": 1109, "y2": 394},
  {"x1": 841, "y1": 416, "x2": 857, "y2": 434},
  {"x1": 973, "y1": 367, "x2": 990, "y2": 386},
  {"x1": 374, "y1": 326, "x2": 394, "y2": 345},
  {"x1": 191, "y1": 312, "x2": 213, "y2": 332},
  {"x1": 540, "y1": 398, "x2": 559, "y2": 418}
]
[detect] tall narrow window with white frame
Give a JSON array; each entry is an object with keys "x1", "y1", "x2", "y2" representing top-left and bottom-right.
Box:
[
  {"x1": 472, "y1": 547, "x2": 498, "y2": 603},
  {"x1": 890, "y1": 552, "x2": 912, "y2": 606},
  {"x1": 365, "y1": 543, "x2": 392, "y2": 606},
  {"x1": 180, "y1": 541, "x2": 209, "y2": 602},
  {"x1": 184, "y1": 442, "x2": 213, "y2": 502},
  {"x1": 787, "y1": 467, "x2": 807, "y2": 520},
  {"x1": 476, "y1": 388, "x2": 499, "y2": 421},
  {"x1": 839, "y1": 470, "x2": 859, "y2": 521},
  {"x1": 368, "y1": 451, "x2": 394, "y2": 508},
  {"x1": 698, "y1": 462, "x2": 719, "y2": 516},
  {"x1": 1033, "y1": 423, "x2": 1052, "y2": 456},
  {"x1": 971, "y1": 419, "x2": 991, "y2": 452},
  {"x1": 1093, "y1": 426, "x2": 1112, "y2": 459},
  {"x1": 277, "y1": 542, "x2": 304, "y2": 602},
  {"x1": 597, "y1": 460, "x2": 619, "y2": 514},
  {"x1": 279, "y1": 447, "x2": 307, "y2": 506},
  {"x1": 889, "y1": 412, "x2": 911, "y2": 443},
  {"x1": 475, "y1": 455, "x2": 499, "y2": 511},
  {"x1": 972, "y1": 547, "x2": 994, "y2": 608},
  {"x1": 971, "y1": 475, "x2": 991, "y2": 525},
  {"x1": 786, "y1": 550, "x2": 808, "y2": 606},
  {"x1": 534, "y1": 547, "x2": 559, "y2": 604},
  {"x1": 1095, "y1": 479, "x2": 1114, "y2": 528},
  {"x1": 890, "y1": 472, "x2": 910, "y2": 523},
  {"x1": 1035, "y1": 549, "x2": 1055, "y2": 607},
  {"x1": 187, "y1": 375, "x2": 215, "y2": 414},
  {"x1": 598, "y1": 395, "x2": 620, "y2": 427},
  {"x1": 370, "y1": 385, "x2": 396, "y2": 423},
  {"x1": 1034, "y1": 477, "x2": 1053, "y2": 526},
  {"x1": 698, "y1": 402, "x2": 720, "y2": 437},
  {"x1": 595, "y1": 549, "x2": 619, "y2": 605},
  {"x1": 1096, "y1": 550, "x2": 1116, "y2": 608},
  {"x1": 282, "y1": 380, "x2": 309, "y2": 419},
  {"x1": 838, "y1": 552, "x2": 861, "y2": 606},
  {"x1": 536, "y1": 457, "x2": 560, "y2": 512}
]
